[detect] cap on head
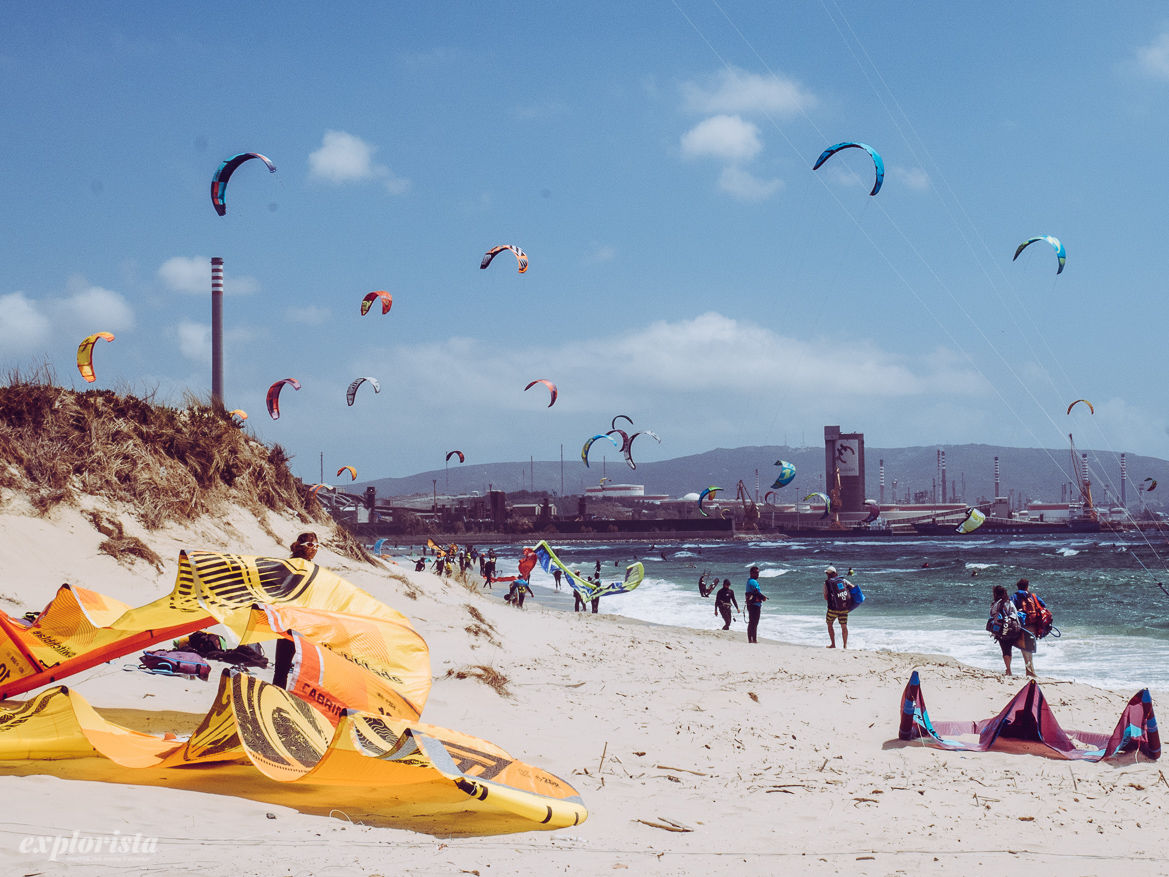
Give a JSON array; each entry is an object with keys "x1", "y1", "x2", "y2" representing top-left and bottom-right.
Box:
[{"x1": 825, "y1": 566, "x2": 837, "y2": 575}]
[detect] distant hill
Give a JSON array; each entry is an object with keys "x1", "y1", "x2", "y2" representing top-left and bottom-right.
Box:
[{"x1": 351, "y1": 443, "x2": 1169, "y2": 509}]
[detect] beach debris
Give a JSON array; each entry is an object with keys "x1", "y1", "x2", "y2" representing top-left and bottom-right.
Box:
[
  {"x1": 480, "y1": 244, "x2": 528, "y2": 273},
  {"x1": 812, "y1": 141, "x2": 884, "y2": 195},
  {"x1": 748, "y1": 692, "x2": 759, "y2": 703},
  {"x1": 634, "y1": 818, "x2": 693, "y2": 833},
  {"x1": 211, "y1": 151, "x2": 276, "y2": 215},
  {"x1": 598, "y1": 742, "x2": 608, "y2": 775},
  {"x1": 360, "y1": 290, "x2": 393, "y2": 316},
  {"x1": 654, "y1": 765, "x2": 708, "y2": 776}
]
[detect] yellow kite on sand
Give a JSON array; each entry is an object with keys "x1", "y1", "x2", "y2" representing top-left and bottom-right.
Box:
[{"x1": 0, "y1": 550, "x2": 586, "y2": 836}]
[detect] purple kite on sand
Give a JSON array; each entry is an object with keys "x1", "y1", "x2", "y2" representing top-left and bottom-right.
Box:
[{"x1": 898, "y1": 671, "x2": 1160, "y2": 762}]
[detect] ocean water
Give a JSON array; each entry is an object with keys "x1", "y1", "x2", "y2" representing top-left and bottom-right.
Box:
[{"x1": 485, "y1": 535, "x2": 1169, "y2": 692}]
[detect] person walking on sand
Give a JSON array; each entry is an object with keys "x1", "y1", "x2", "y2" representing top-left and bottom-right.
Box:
[
  {"x1": 573, "y1": 570, "x2": 586, "y2": 612},
  {"x1": 714, "y1": 579, "x2": 739, "y2": 630},
  {"x1": 1010, "y1": 578, "x2": 1044, "y2": 677},
  {"x1": 744, "y1": 567, "x2": 767, "y2": 643},
  {"x1": 988, "y1": 584, "x2": 1025, "y2": 676},
  {"x1": 823, "y1": 566, "x2": 852, "y2": 649},
  {"x1": 553, "y1": 567, "x2": 562, "y2": 591}
]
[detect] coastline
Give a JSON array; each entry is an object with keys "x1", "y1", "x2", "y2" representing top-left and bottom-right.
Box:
[{"x1": 1, "y1": 501, "x2": 1166, "y2": 876}]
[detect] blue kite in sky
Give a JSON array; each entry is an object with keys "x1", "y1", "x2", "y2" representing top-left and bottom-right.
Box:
[{"x1": 812, "y1": 142, "x2": 884, "y2": 195}]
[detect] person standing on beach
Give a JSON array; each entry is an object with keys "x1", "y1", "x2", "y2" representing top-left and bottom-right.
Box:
[
  {"x1": 573, "y1": 570, "x2": 585, "y2": 612},
  {"x1": 714, "y1": 579, "x2": 739, "y2": 630},
  {"x1": 552, "y1": 567, "x2": 562, "y2": 591},
  {"x1": 744, "y1": 567, "x2": 767, "y2": 643},
  {"x1": 823, "y1": 566, "x2": 851, "y2": 649},
  {"x1": 590, "y1": 572, "x2": 601, "y2": 614},
  {"x1": 988, "y1": 584, "x2": 1025, "y2": 675},
  {"x1": 1010, "y1": 578, "x2": 1043, "y2": 677}
]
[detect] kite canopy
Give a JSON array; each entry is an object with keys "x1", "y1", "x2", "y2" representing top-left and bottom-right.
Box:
[
  {"x1": 804, "y1": 492, "x2": 831, "y2": 518},
  {"x1": 624, "y1": 430, "x2": 660, "y2": 470},
  {"x1": 347, "y1": 376, "x2": 381, "y2": 406},
  {"x1": 446, "y1": 450, "x2": 465, "y2": 463},
  {"x1": 532, "y1": 541, "x2": 644, "y2": 602},
  {"x1": 228, "y1": 408, "x2": 248, "y2": 422},
  {"x1": 1066, "y1": 398, "x2": 1094, "y2": 416},
  {"x1": 1013, "y1": 235, "x2": 1066, "y2": 274},
  {"x1": 1143, "y1": 477, "x2": 1158, "y2": 492},
  {"x1": 337, "y1": 466, "x2": 357, "y2": 481},
  {"x1": 524, "y1": 379, "x2": 557, "y2": 407},
  {"x1": 611, "y1": 414, "x2": 633, "y2": 430},
  {"x1": 863, "y1": 499, "x2": 881, "y2": 524},
  {"x1": 0, "y1": 550, "x2": 587, "y2": 834},
  {"x1": 361, "y1": 291, "x2": 393, "y2": 316},
  {"x1": 581, "y1": 433, "x2": 619, "y2": 468},
  {"x1": 210, "y1": 152, "x2": 277, "y2": 216},
  {"x1": 76, "y1": 332, "x2": 114, "y2": 383},
  {"x1": 898, "y1": 672, "x2": 1160, "y2": 762},
  {"x1": 812, "y1": 141, "x2": 884, "y2": 195},
  {"x1": 266, "y1": 378, "x2": 301, "y2": 420},
  {"x1": 697, "y1": 486, "x2": 721, "y2": 517},
  {"x1": 772, "y1": 460, "x2": 797, "y2": 488},
  {"x1": 956, "y1": 507, "x2": 986, "y2": 534},
  {"x1": 480, "y1": 245, "x2": 528, "y2": 274}
]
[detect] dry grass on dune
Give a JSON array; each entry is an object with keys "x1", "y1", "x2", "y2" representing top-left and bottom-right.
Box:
[{"x1": 0, "y1": 367, "x2": 373, "y2": 563}]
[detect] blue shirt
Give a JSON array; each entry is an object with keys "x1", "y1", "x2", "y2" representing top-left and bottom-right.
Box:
[{"x1": 745, "y1": 577, "x2": 762, "y2": 604}]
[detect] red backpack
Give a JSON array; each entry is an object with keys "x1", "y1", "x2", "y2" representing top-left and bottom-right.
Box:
[{"x1": 1017, "y1": 593, "x2": 1055, "y2": 639}]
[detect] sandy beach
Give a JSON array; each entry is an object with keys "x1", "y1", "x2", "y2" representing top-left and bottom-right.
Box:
[{"x1": 0, "y1": 496, "x2": 1166, "y2": 876}]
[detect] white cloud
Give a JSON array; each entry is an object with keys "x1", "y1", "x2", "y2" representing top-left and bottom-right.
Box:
[
  {"x1": 174, "y1": 320, "x2": 251, "y2": 363},
  {"x1": 308, "y1": 130, "x2": 410, "y2": 194},
  {"x1": 0, "y1": 291, "x2": 52, "y2": 355},
  {"x1": 286, "y1": 306, "x2": 331, "y2": 325},
  {"x1": 584, "y1": 244, "x2": 616, "y2": 265},
  {"x1": 889, "y1": 166, "x2": 930, "y2": 191},
  {"x1": 56, "y1": 276, "x2": 135, "y2": 331},
  {"x1": 368, "y1": 312, "x2": 986, "y2": 411},
  {"x1": 680, "y1": 114, "x2": 762, "y2": 161},
  {"x1": 1137, "y1": 32, "x2": 1169, "y2": 79},
  {"x1": 0, "y1": 278, "x2": 135, "y2": 367},
  {"x1": 176, "y1": 320, "x2": 211, "y2": 364},
  {"x1": 158, "y1": 256, "x2": 260, "y2": 295},
  {"x1": 718, "y1": 166, "x2": 783, "y2": 201},
  {"x1": 681, "y1": 67, "x2": 815, "y2": 117}
]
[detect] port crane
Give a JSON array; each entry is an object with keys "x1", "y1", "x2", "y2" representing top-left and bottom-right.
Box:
[{"x1": 1069, "y1": 433, "x2": 1097, "y2": 522}]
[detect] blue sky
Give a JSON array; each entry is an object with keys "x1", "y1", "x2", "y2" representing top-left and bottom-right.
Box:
[{"x1": 2, "y1": 3, "x2": 1167, "y2": 487}]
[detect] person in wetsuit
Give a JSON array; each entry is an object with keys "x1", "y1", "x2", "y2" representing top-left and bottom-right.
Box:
[
  {"x1": 714, "y1": 579, "x2": 739, "y2": 630},
  {"x1": 744, "y1": 567, "x2": 767, "y2": 643},
  {"x1": 698, "y1": 572, "x2": 715, "y2": 597}
]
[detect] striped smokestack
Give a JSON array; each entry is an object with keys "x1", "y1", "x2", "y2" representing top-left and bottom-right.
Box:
[
  {"x1": 211, "y1": 257, "x2": 224, "y2": 406},
  {"x1": 994, "y1": 456, "x2": 1000, "y2": 498},
  {"x1": 879, "y1": 459, "x2": 885, "y2": 505},
  {"x1": 1121, "y1": 453, "x2": 1127, "y2": 507}
]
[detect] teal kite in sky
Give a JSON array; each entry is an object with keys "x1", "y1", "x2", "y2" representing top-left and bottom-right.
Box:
[
  {"x1": 812, "y1": 142, "x2": 884, "y2": 195},
  {"x1": 211, "y1": 152, "x2": 277, "y2": 216},
  {"x1": 1013, "y1": 235, "x2": 1065, "y2": 274}
]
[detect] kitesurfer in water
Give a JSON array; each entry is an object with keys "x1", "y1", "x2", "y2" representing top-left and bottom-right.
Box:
[
  {"x1": 290, "y1": 532, "x2": 319, "y2": 561},
  {"x1": 714, "y1": 579, "x2": 739, "y2": 630},
  {"x1": 744, "y1": 567, "x2": 767, "y2": 643},
  {"x1": 698, "y1": 572, "x2": 715, "y2": 597}
]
